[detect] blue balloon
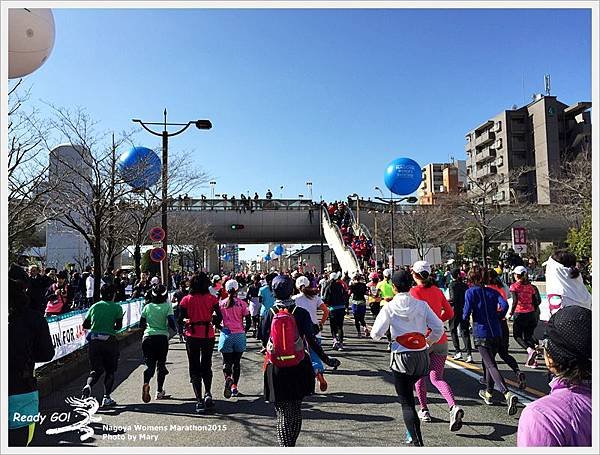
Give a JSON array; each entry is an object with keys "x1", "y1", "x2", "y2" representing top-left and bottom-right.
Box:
[
  {"x1": 384, "y1": 157, "x2": 422, "y2": 196},
  {"x1": 223, "y1": 253, "x2": 232, "y2": 261},
  {"x1": 274, "y1": 244, "x2": 284, "y2": 256},
  {"x1": 264, "y1": 254, "x2": 271, "y2": 261},
  {"x1": 117, "y1": 146, "x2": 161, "y2": 190}
]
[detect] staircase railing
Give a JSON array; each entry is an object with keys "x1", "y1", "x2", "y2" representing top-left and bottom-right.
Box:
[{"x1": 320, "y1": 205, "x2": 362, "y2": 276}]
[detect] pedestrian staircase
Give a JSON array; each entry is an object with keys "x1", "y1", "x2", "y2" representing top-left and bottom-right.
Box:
[{"x1": 321, "y1": 205, "x2": 362, "y2": 277}]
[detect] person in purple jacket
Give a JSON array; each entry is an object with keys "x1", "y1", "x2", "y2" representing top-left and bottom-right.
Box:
[{"x1": 517, "y1": 305, "x2": 591, "y2": 447}]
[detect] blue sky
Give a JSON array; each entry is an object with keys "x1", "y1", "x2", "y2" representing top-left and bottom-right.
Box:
[{"x1": 13, "y1": 7, "x2": 592, "y2": 260}]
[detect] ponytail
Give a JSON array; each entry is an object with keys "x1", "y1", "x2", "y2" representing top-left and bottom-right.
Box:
[
  {"x1": 417, "y1": 271, "x2": 435, "y2": 288},
  {"x1": 302, "y1": 287, "x2": 319, "y2": 298},
  {"x1": 227, "y1": 292, "x2": 236, "y2": 308}
]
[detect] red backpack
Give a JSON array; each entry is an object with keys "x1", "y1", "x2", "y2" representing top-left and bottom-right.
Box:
[{"x1": 266, "y1": 305, "x2": 305, "y2": 368}]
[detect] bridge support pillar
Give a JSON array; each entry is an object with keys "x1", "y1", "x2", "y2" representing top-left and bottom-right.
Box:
[{"x1": 206, "y1": 245, "x2": 219, "y2": 274}]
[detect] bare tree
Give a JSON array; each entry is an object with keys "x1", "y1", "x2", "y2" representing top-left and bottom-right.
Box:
[
  {"x1": 444, "y1": 168, "x2": 539, "y2": 267},
  {"x1": 7, "y1": 81, "x2": 59, "y2": 261},
  {"x1": 168, "y1": 213, "x2": 215, "y2": 271}
]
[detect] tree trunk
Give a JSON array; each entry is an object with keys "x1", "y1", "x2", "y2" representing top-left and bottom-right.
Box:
[
  {"x1": 134, "y1": 244, "x2": 142, "y2": 279},
  {"x1": 481, "y1": 232, "x2": 489, "y2": 268}
]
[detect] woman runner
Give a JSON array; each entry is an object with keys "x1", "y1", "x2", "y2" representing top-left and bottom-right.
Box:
[
  {"x1": 486, "y1": 269, "x2": 526, "y2": 389},
  {"x1": 178, "y1": 273, "x2": 222, "y2": 414},
  {"x1": 293, "y1": 275, "x2": 331, "y2": 392},
  {"x1": 218, "y1": 279, "x2": 251, "y2": 399},
  {"x1": 367, "y1": 271, "x2": 383, "y2": 317},
  {"x1": 140, "y1": 284, "x2": 176, "y2": 402},
  {"x1": 261, "y1": 275, "x2": 340, "y2": 447},
  {"x1": 349, "y1": 273, "x2": 369, "y2": 337},
  {"x1": 463, "y1": 268, "x2": 519, "y2": 415},
  {"x1": 371, "y1": 270, "x2": 444, "y2": 446},
  {"x1": 409, "y1": 261, "x2": 464, "y2": 431},
  {"x1": 509, "y1": 266, "x2": 541, "y2": 368}
]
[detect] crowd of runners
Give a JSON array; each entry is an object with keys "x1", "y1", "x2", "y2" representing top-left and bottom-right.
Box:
[{"x1": 8, "y1": 247, "x2": 592, "y2": 447}]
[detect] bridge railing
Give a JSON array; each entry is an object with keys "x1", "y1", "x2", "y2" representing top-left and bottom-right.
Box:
[{"x1": 167, "y1": 198, "x2": 319, "y2": 212}]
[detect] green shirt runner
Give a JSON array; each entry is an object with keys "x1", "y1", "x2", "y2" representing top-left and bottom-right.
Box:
[
  {"x1": 85, "y1": 300, "x2": 124, "y2": 336},
  {"x1": 377, "y1": 280, "x2": 395, "y2": 306},
  {"x1": 141, "y1": 302, "x2": 174, "y2": 337}
]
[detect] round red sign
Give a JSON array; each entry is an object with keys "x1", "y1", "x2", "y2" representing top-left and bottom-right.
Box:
[
  {"x1": 149, "y1": 226, "x2": 165, "y2": 242},
  {"x1": 150, "y1": 247, "x2": 166, "y2": 263}
]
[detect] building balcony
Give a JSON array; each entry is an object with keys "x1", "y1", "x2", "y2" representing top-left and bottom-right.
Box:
[
  {"x1": 475, "y1": 130, "x2": 496, "y2": 148},
  {"x1": 474, "y1": 147, "x2": 496, "y2": 164},
  {"x1": 476, "y1": 165, "x2": 497, "y2": 179}
]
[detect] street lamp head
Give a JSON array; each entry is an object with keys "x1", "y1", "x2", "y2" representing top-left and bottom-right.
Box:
[
  {"x1": 195, "y1": 119, "x2": 212, "y2": 130},
  {"x1": 406, "y1": 196, "x2": 418, "y2": 204},
  {"x1": 132, "y1": 119, "x2": 141, "y2": 123}
]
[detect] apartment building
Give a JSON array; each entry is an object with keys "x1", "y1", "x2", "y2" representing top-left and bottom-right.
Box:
[
  {"x1": 465, "y1": 95, "x2": 591, "y2": 204},
  {"x1": 418, "y1": 159, "x2": 466, "y2": 205}
]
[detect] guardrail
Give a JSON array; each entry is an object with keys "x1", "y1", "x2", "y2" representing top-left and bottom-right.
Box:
[{"x1": 167, "y1": 198, "x2": 319, "y2": 212}]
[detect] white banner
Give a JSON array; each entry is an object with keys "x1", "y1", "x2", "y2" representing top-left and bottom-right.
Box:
[{"x1": 35, "y1": 298, "x2": 149, "y2": 369}]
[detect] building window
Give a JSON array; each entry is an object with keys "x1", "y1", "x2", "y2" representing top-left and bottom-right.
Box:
[
  {"x1": 496, "y1": 156, "x2": 504, "y2": 166},
  {"x1": 495, "y1": 138, "x2": 503, "y2": 149},
  {"x1": 493, "y1": 121, "x2": 502, "y2": 132}
]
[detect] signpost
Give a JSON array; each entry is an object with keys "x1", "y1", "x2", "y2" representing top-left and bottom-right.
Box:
[
  {"x1": 512, "y1": 227, "x2": 528, "y2": 254},
  {"x1": 150, "y1": 247, "x2": 167, "y2": 263},
  {"x1": 149, "y1": 227, "x2": 167, "y2": 263}
]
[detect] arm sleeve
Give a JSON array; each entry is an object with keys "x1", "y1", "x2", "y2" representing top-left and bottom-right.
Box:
[
  {"x1": 448, "y1": 283, "x2": 455, "y2": 305},
  {"x1": 424, "y1": 303, "x2": 444, "y2": 344},
  {"x1": 114, "y1": 306, "x2": 124, "y2": 331},
  {"x1": 167, "y1": 315, "x2": 177, "y2": 332},
  {"x1": 497, "y1": 293, "x2": 509, "y2": 318},
  {"x1": 462, "y1": 290, "x2": 472, "y2": 322},
  {"x1": 139, "y1": 316, "x2": 147, "y2": 331},
  {"x1": 318, "y1": 303, "x2": 330, "y2": 325},
  {"x1": 33, "y1": 315, "x2": 55, "y2": 362},
  {"x1": 370, "y1": 305, "x2": 391, "y2": 340},
  {"x1": 510, "y1": 291, "x2": 519, "y2": 313},
  {"x1": 212, "y1": 303, "x2": 223, "y2": 328}
]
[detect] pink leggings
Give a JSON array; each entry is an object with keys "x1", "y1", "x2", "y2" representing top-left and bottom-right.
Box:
[{"x1": 415, "y1": 352, "x2": 456, "y2": 410}]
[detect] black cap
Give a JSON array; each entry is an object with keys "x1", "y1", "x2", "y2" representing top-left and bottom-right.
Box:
[
  {"x1": 272, "y1": 274, "x2": 294, "y2": 300},
  {"x1": 391, "y1": 270, "x2": 411, "y2": 293},
  {"x1": 546, "y1": 306, "x2": 591, "y2": 368}
]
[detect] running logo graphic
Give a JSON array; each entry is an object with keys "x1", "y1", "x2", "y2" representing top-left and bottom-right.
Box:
[{"x1": 45, "y1": 397, "x2": 102, "y2": 441}]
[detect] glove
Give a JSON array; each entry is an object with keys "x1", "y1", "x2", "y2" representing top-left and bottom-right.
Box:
[{"x1": 325, "y1": 357, "x2": 341, "y2": 370}]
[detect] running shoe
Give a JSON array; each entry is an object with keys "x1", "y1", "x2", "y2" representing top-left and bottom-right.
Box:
[
  {"x1": 465, "y1": 355, "x2": 473, "y2": 363},
  {"x1": 364, "y1": 328, "x2": 370, "y2": 337},
  {"x1": 449, "y1": 406, "x2": 464, "y2": 432},
  {"x1": 316, "y1": 372, "x2": 328, "y2": 392},
  {"x1": 517, "y1": 371, "x2": 527, "y2": 390},
  {"x1": 524, "y1": 360, "x2": 538, "y2": 369},
  {"x1": 195, "y1": 401, "x2": 205, "y2": 414},
  {"x1": 223, "y1": 377, "x2": 234, "y2": 399},
  {"x1": 504, "y1": 391, "x2": 519, "y2": 416},
  {"x1": 156, "y1": 390, "x2": 170, "y2": 400},
  {"x1": 526, "y1": 347, "x2": 537, "y2": 367},
  {"x1": 332, "y1": 340, "x2": 339, "y2": 350},
  {"x1": 478, "y1": 390, "x2": 494, "y2": 405},
  {"x1": 101, "y1": 396, "x2": 117, "y2": 408},
  {"x1": 142, "y1": 383, "x2": 151, "y2": 403},
  {"x1": 231, "y1": 385, "x2": 239, "y2": 398},
  {"x1": 81, "y1": 385, "x2": 91, "y2": 399},
  {"x1": 179, "y1": 335, "x2": 185, "y2": 343},
  {"x1": 204, "y1": 394, "x2": 215, "y2": 413},
  {"x1": 418, "y1": 409, "x2": 432, "y2": 422},
  {"x1": 404, "y1": 430, "x2": 413, "y2": 444},
  {"x1": 337, "y1": 342, "x2": 344, "y2": 351},
  {"x1": 357, "y1": 332, "x2": 363, "y2": 338},
  {"x1": 453, "y1": 352, "x2": 463, "y2": 360}
]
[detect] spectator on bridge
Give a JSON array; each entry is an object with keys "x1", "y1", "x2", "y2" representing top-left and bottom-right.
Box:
[
  {"x1": 517, "y1": 305, "x2": 591, "y2": 447},
  {"x1": 266, "y1": 189, "x2": 273, "y2": 200},
  {"x1": 183, "y1": 193, "x2": 191, "y2": 210},
  {"x1": 8, "y1": 266, "x2": 55, "y2": 447}
]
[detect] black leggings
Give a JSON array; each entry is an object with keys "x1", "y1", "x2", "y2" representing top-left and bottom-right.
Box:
[
  {"x1": 142, "y1": 335, "x2": 169, "y2": 391},
  {"x1": 393, "y1": 371, "x2": 423, "y2": 446},
  {"x1": 86, "y1": 338, "x2": 119, "y2": 397},
  {"x1": 449, "y1": 318, "x2": 472, "y2": 356},
  {"x1": 329, "y1": 308, "x2": 346, "y2": 343},
  {"x1": 353, "y1": 306, "x2": 367, "y2": 332},
  {"x1": 274, "y1": 400, "x2": 302, "y2": 447},
  {"x1": 513, "y1": 312, "x2": 538, "y2": 350},
  {"x1": 222, "y1": 351, "x2": 243, "y2": 384},
  {"x1": 497, "y1": 319, "x2": 520, "y2": 373},
  {"x1": 369, "y1": 302, "x2": 381, "y2": 317},
  {"x1": 477, "y1": 338, "x2": 508, "y2": 394},
  {"x1": 186, "y1": 337, "x2": 215, "y2": 400}
]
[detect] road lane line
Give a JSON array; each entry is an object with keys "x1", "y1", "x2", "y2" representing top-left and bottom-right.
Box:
[{"x1": 444, "y1": 359, "x2": 537, "y2": 404}]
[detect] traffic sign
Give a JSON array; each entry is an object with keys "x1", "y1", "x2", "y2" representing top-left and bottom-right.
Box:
[
  {"x1": 512, "y1": 227, "x2": 527, "y2": 254},
  {"x1": 150, "y1": 247, "x2": 167, "y2": 263},
  {"x1": 149, "y1": 226, "x2": 165, "y2": 242}
]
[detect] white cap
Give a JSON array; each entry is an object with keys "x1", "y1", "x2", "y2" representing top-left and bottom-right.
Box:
[
  {"x1": 212, "y1": 274, "x2": 221, "y2": 282},
  {"x1": 150, "y1": 276, "x2": 160, "y2": 285},
  {"x1": 330, "y1": 271, "x2": 339, "y2": 280},
  {"x1": 225, "y1": 279, "x2": 239, "y2": 292},
  {"x1": 382, "y1": 269, "x2": 391, "y2": 278},
  {"x1": 412, "y1": 261, "x2": 431, "y2": 275},
  {"x1": 512, "y1": 266, "x2": 528, "y2": 275},
  {"x1": 296, "y1": 276, "x2": 310, "y2": 289}
]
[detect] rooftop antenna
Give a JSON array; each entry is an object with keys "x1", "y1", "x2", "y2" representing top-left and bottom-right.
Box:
[{"x1": 544, "y1": 74, "x2": 551, "y2": 96}]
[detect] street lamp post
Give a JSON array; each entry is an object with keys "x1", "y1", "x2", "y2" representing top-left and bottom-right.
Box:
[
  {"x1": 133, "y1": 110, "x2": 212, "y2": 287},
  {"x1": 374, "y1": 186, "x2": 417, "y2": 269},
  {"x1": 351, "y1": 193, "x2": 360, "y2": 227},
  {"x1": 306, "y1": 181, "x2": 313, "y2": 201},
  {"x1": 210, "y1": 181, "x2": 216, "y2": 199}
]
